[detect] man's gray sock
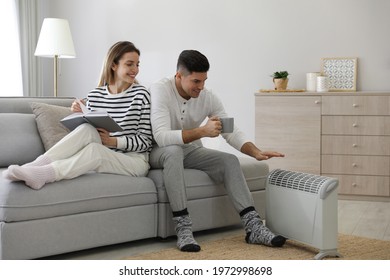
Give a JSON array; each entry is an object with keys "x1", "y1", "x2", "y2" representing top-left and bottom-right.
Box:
[
  {"x1": 172, "y1": 215, "x2": 201, "y2": 252},
  {"x1": 241, "y1": 210, "x2": 286, "y2": 247}
]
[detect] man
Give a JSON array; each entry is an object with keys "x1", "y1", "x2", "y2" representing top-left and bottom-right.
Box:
[{"x1": 150, "y1": 50, "x2": 286, "y2": 252}]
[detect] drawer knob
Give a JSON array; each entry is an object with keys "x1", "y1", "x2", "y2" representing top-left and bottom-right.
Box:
[
  {"x1": 352, "y1": 163, "x2": 358, "y2": 167},
  {"x1": 352, "y1": 143, "x2": 358, "y2": 147},
  {"x1": 315, "y1": 100, "x2": 321, "y2": 104},
  {"x1": 352, "y1": 183, "x2": 357, "y2": 187},
  {"x1": 352, "y1": 123, "x2": 358, "y2": 127},
  {"x1": 352, "y1": 103, "x2": 359, "y2": 108}
]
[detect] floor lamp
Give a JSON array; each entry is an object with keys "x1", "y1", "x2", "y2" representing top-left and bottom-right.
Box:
[{"x1": 34, "y1": 18, "x2": 76, "y2": 97}]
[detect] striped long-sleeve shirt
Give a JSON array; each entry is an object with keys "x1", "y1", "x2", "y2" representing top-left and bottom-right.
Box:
[{"x1": 86, "y1": 84, "x2": 152, "y2": 153}]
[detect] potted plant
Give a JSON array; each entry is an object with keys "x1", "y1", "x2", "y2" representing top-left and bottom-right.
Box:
[{"x1": 271, "y1": 71, "x2": 289, "y2": 90}]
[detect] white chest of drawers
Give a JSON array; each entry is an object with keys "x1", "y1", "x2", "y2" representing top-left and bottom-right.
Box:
[{"x1": 255, "y1": 91, "x2": 390, "y2": 200}]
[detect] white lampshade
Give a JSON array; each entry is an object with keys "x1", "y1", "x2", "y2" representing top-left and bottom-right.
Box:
[{"x1": 35, "y1": 18, "x2": 76, "y2": 58}]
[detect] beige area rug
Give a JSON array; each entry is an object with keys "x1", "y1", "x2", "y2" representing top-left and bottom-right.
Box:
[{"x1": 126, "y1": 234, "x2": 390, "y2": 260}]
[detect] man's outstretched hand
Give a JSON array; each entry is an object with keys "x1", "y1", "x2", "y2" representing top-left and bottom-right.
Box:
[
  {"x1": 241, "y1": 142, "x2": 285, "y2": 161},
  {"x1": 252, "y1": 150, "x2": 285, "y2": 161}
]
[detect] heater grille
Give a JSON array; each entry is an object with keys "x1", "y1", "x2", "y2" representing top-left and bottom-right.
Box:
[{"x1": 268, "y1": 169, "x2": 329, "y2": 194}]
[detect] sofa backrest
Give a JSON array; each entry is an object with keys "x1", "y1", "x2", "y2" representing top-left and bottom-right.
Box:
[
  {"x1": 0, "y1": 97, "x2": 74, "y2": 113},
  {"x1": 0, "y1": 97, "x2": 74, "y2": 167}
]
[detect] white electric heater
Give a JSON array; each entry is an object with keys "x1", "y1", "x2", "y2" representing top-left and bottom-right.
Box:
[{"x1": 266, "y1": 169, "x2": 341, "y2": 260}]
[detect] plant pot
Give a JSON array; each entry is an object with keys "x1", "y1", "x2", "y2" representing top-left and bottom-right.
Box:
[{"x1": 273, "y1": 78, "x2": 288, "y2": 90}]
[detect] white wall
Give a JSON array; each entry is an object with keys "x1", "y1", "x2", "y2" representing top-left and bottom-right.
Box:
[{"x1": 37, "y1": 0, "x2": 390, "y2": 153}]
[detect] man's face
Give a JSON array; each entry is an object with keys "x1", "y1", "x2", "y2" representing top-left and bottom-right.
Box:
[{"x1": 176, "y1": 71, "x2": 208, "y2": 100}]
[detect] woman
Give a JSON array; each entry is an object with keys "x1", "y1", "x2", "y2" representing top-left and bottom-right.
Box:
[{"x1": 3, "y1": 41, "x2": 152, "y2": 189}]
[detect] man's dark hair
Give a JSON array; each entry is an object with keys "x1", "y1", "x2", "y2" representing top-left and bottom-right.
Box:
[{"x1": 177, "y1": 50, "x2": 210, "y2": 74}]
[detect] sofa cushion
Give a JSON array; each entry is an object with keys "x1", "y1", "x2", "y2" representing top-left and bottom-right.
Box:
[
  {"x1": 30, "y1": 102, "x2": 72, "y2": 150},
  {"x1": 147, "y1": 157, "x2": 269, "y2": 203},
  {"x1": 0, "y1": 171, "x2": 157, "y2": 222},
  {"x1": 0, "y1": 114, "x2": 45, "y2": 167}
]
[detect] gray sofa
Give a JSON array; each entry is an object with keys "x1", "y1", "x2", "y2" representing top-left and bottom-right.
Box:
[{"x1": 0, "y1": 97, "x2": 269, "y2": 260}]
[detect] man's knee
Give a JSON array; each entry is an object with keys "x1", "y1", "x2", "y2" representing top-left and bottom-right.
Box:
[
  {"x1": 204, "y1": 152, "x2": 240, "y2": 183},
  {"x1": 218, "y1": 152, "x2": 240, "y2": 167},
  {"x1": 153, "y1": 145, "x2": 184, "y2": 165}
]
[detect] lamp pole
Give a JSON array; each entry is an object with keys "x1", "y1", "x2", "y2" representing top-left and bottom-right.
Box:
[{"x1": 54, "y1": 54, "x2": 58, "y2": 97}]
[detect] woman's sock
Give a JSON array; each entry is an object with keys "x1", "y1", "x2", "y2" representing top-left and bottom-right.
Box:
[
  {"x1": 240, "y1": 209, "x2": 286, "y2": 247},
  {"x1": 23, "y1": 154, "x2": 52, "y2": 167},
  {"x1": 3, "y1": 165, "x2": 20, "y2": 181},
  {"x1": 172, "y1": 215, "x2": 201, "y2": 252},
  {"x1": 3, "y1": 155, "x2": 52, "y2": 181},
  {"x1": 7, "y1": 164, "x2": 56, "y2": 190}
]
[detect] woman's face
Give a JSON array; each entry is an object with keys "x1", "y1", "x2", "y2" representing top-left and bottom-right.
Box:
[{"x1": 112, "y1": 51, "x2": 139, "y2": 85}]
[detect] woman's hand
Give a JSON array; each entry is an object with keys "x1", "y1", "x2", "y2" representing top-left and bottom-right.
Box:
[
  {"x1": 97, "y1": 128, "x2": 117, "y2": 148},
  {"x1": 71, "y1": 99, "x2": 84, "y2": 112}
]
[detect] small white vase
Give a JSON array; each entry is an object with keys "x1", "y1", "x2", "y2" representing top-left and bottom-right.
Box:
[
  {"x1": 306, "y1": 72, "x2": 321, "y2": 92},
  {"x1": 316, "y1": 76, "x2": 329, "y2": 92}
]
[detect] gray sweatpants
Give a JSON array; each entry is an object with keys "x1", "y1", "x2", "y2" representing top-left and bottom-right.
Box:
[{"x1": 149, "y1": 144, "x2": 254, "y2": 213}]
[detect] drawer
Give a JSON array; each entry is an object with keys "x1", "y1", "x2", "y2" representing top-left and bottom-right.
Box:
[
  {"x1": 322, "y1": 174, "x2": 390, "y2": 196},
  {"x1": 322, "y1": 116, "x2": 390, "y2": 135},
  {"x1": 321, "y1": 155, "x2": 390, "y2": 176},
  {"x1": 322, "y1": 96, "x2": 390, "y2": 115},
  {"x1": 322, "y1": 135, "x2": 390, "y2": 155}
]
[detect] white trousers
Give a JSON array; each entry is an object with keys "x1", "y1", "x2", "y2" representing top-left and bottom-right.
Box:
[{"x1": 45, "y1": 124, "x2": 149, "y2": 180}]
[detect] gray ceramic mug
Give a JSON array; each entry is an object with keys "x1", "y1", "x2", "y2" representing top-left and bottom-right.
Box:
[{"x1": 220, "y1": 117, "x2": 234, "y2": 133}]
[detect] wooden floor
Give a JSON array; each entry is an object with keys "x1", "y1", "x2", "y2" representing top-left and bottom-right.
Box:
[
  {"x1": 338, "y1": 199, "x2": 390, "y2": 241},
  {"x1": 40, "y1": 199, "x2": 390, "y2": 260}
]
